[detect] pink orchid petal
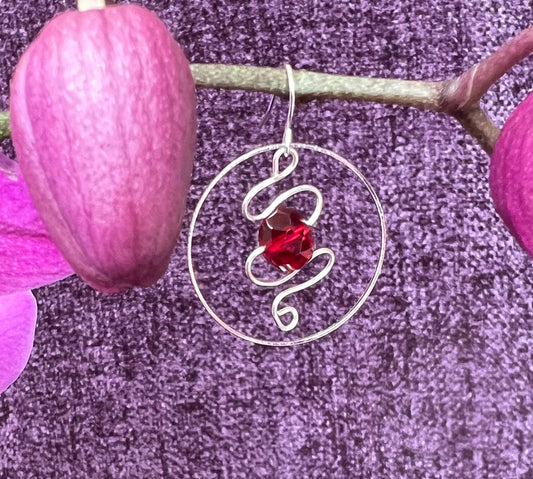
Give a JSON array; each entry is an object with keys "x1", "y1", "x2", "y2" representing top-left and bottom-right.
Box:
[
  {"x1": 0, "y1": 153, "x2": 73, "y2": 295},
  {"x1": 0, "y1": 290, "x2": 37, "y2": 393}
]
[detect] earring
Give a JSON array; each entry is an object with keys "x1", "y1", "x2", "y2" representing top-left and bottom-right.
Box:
[{"x1": 188, "y1": 64, "x2": 386, "y2": 346}]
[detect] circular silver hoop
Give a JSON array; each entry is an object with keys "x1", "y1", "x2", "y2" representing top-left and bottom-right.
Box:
[{"x1": 187, "y1": 143, "x2": 387, "y2": 346}]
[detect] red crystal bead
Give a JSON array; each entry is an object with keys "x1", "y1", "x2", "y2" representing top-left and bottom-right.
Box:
[{"x1": 258, "y1": 206, "x2": 314, "y2": 272}]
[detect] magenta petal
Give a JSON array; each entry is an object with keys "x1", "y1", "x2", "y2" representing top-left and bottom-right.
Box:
[
  {"x1": 0, "y1": 290, "x2": 37, "y2": 393},
  {"x1": 490, "y1": 92, "x2": 533, "y2": 256},
  {"x1": 0, "y1": 154, "x2": 73, "y2": 295}
]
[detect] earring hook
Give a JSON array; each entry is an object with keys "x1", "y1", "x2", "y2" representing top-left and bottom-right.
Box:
[{"x1": 282, "y1": 64, "x2": 296, "y2": 153}]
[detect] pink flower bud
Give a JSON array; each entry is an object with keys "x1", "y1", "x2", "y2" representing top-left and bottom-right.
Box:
[
  {"x1": 10, "y1": 5, "x2": 196, "y2": 293},
  {"x1": 490, "y1": 93, "x2": 533, "y2": 256}
]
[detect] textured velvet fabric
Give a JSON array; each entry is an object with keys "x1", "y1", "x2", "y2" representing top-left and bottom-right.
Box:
[{"x1": 1, "y1": 1, "x2": 533, "y2": 477}]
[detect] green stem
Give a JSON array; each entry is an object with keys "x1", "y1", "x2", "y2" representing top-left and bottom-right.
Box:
[
  {"x1": 0, "y1": 111, "x2": 9, "y2": 141},
  {"x1": 191, "y1": 64, "x2": 445, "y2": 110},
  {"x1": 451, "y1": 105, "x2": 501, "y2": 154}
]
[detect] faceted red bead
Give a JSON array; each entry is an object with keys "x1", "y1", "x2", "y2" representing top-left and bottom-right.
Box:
[{"x1": 258, "y1": 206, "x2": 314, "y2": 272}]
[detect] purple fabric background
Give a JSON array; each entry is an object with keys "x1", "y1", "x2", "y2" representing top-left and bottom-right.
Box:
[{"x1": 1, "y1": 0, "x2": 533, "y2": 477}]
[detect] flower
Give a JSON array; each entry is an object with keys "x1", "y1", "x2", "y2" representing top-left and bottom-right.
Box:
[
  {"x1": 0, "y1": 291, "x2": 37, "y2": 393},
  {"x1": 10, "y1": 5, "x2": 196, "y2": 294},
  {"x1": 490, "y1": 93, "x2": 533, "y2": 256},
  {"x1": 0, "y1": 152, "x2": 72, "y2": 393}
]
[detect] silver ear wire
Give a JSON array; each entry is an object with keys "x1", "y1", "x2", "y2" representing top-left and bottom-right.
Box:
[{"x1": 282, "y1": 64, "x2": 296, "y2": 153}]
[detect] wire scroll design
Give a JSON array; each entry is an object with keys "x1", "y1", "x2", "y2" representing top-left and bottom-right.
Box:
[
  {"x1": 242, "y1": 145, "x2": 336, "y2": 332},
  {"x1": 187, "y1": 142, "x2": 387, "y2": 346}
]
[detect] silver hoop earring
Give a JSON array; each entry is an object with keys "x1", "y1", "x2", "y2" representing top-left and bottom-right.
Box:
[{"x1": 188, "y1": 64, "x2": 386, "y2": 346}]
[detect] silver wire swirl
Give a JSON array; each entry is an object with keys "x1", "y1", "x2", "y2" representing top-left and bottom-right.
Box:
[
  {"x1": 242, "y1": 148, "x2": 323, "y2": 226},
  {"x1": 187, "y1": 143, "x2": 387, "y2": 346},
  {"x1": 243, "y1": 177, "x2": 333, "y2": 331},
  {"x1": 272, "y1": 248, "x2": 335, "y2": 332},
  {"x1": 242, "y1": 144, "x2": 331, "y2": 332},
  {"x1": 245, "y1": 246, "x2": 300, "y2": 287}
]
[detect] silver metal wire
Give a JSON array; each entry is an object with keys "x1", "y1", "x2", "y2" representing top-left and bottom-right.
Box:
[
  {"x1": 242, "y1": 172, "x2": 323, "y2": 225},
  {"x1": 187, "y1": 63, "x2": 386, "y2": 346},
  {"x1": 243, "y1": 145, "x2": 326, "y2": 307},
  {"x1": 282, "y1": 64, "x2": 295, "y2": 153},
  {"x1": 187, "y1": 142, "x2": 387, "y2": 346},
  {"x1": 272, "y1": 248, "x2": 335, "y2": 332},
  {"x1": 245, "y1": 246, "x2": 300, "y2": 287}
]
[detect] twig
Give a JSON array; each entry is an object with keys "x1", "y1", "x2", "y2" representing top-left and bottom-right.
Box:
[
  {"x1": 451, "y1": 105, "x2": 500, "y2": 154},
  {"x1": 191, "y1": 64, "x2": 444, "y2": 110},
  {"x1": 443, "y1": 26, "x2": 533, "y2": 111}
]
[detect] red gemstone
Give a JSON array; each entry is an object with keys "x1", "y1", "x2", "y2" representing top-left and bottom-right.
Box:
[{"x1": 258, "y1": 206, "x2": 314, "y2": 272}]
